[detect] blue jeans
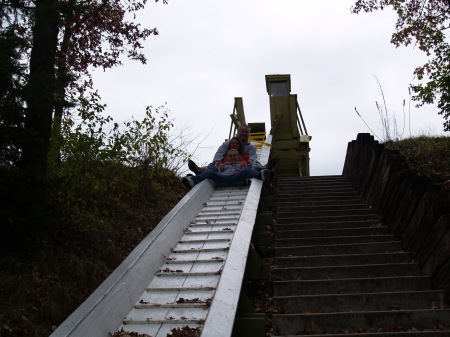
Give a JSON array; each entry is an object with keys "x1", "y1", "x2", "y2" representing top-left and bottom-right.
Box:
[
  {"x1": 205, "y1": 162, "x2": 261, "y2": 172},
  {"x1": 192, "y1": 167, "x2": 259, "y2": 187},
  {"x1": 207, "y1": 163, "x2": 219, "y2": 172}
]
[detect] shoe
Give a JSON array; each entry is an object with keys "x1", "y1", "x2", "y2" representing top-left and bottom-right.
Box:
[
  {"x1": 260, "y1": 169, "x2": 270, "y2": 183},
  {"x1": 188, "y1": 160, "x2": 201, "y2": 174},
  {"x1": 266, "y1": 157, "x2": 279, "y2": 170},
  {"x1": 182, "y1": 176, "x2": 195, "y2": 189}
]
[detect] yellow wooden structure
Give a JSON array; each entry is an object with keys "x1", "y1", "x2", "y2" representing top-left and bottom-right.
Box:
[
  {"x1": 228, "y1": 97, "x2": 268, "y2": 149},
  {"x1": 265, "y1": 74, "x2": 311, "y2": 176},
  {"x1": 227, "y1": 74, "x2": 311, "y2": 176},
  {"x1": 228, "y1": 97, "x2": 246, "y2": 139}
]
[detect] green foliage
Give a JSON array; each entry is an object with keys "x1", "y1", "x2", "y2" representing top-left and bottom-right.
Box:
[
  {"x1": 352, "y1": 0, "x2": 450, "y2": 131},
  {"x1": 1, "y1": 94, "x2": 189, "y2": 337},
  {"x1": 118, "y1": 105, "x2": 174, "y2": 170},
  {"x1": 48, "y1": 95, "x2": 189, "y2": 216},
  {"x1": 56, "y1": 93, "x2": 186, "y2": 172},
  {"x1": 385, "y1": 135, "x2": 450, "y2": 184},
  {"x1": 0, "y1": 172, "x2": 185, "y2": 337}
]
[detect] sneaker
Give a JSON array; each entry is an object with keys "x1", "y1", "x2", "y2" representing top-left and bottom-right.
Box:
[
  {"x1": 182, "y1": 176, "x2": 195, "y2": 189},
  {"x1": 188, "y1": 160, "x2": 201, "y2": 174},
  {"x1": 260, "y1": 169, "x2": 270, "y2": 183},
  {"x1": 266, "y1": 157, "x2": 279, "y2": 170}
]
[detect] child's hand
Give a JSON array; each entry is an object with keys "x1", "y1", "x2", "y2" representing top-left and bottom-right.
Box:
[
  {"x1": 218, "y1": 164, "x2": 225, "y2": 171},
  {"x1": 240, "y1": 162, "x2": 247, "y2": 168}
]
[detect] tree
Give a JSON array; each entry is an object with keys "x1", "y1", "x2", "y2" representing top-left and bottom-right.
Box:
[
  {"x1": 352, "y1": 0, "x2": 450, "y2": 131},
  {"x1": 0, "y1": 0, "x2": 168, "y2": 174},
  {"x1": 51, "y1": 0, "x2": 165, "y2": 162},
  {"x1": 20, "y1": 0, "x2": 59, "y2": 178},
  {"x1": 0, "y1": 25, "x2": 27, "y2": 167},
  {"x1": 0, "y1": 0, "x2": 167, "y2": 239}
]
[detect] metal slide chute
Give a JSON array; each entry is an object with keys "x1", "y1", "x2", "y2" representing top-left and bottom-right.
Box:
[{"x1": 50, "y1": 118, "x2": 272, "y2": 337}]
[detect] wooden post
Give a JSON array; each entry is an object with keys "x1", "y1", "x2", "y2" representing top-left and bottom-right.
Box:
[{"x1": 265, "y1": 74, "x2": 311, "y2": 176}]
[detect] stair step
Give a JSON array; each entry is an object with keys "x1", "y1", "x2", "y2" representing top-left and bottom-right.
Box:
[
  {"x1": 277, "y1": 198, "x2": 366, "y2": 207},
  {"x1": 277, "y1": 183, "x2": 348, "y2": 189},
  {"x1": 277, "y1": 214, "x2": 379, "y2": 224},
  {"x1": 273, "y1": 276, "x2": 432, "y2": 296},
  {"x1": 273, "y1": 332, "x2": 450, "y2": 337},
  {"x1": 277, "y1": 191, "x2": 362, "y2": 199},
  {"x1": 278, "y1": 208, "x2": 374, "y2": 218},
  {"x1": 277, "y1": 177, "x2": 348, "y2": 184},
  {"x1": 277, "y1": 175, "x2": 345, "y2": 182},
  {"x1": 272, "y1": 309, "x2": 450, "y2": 335},
  {"x1": 275, "y1": 234, "x2": 394, "y2": 246},
  {"x1": 276, "y1": 195, "x2": 365, "y2": 204},
  {"x1": 275, "y1": 226, "x2": 389, "y2": 239},
  {"x1": 277, "y1": 190, "x2": 359, "y2": 198},
  {"x1": 274, "y1": 290, "x2": 445, "y2": 313},
  {"x1": 278, "y1": 180, "x2": 350, "y2": 187},
  {"x1": 277, "y1": 203, "x2": 369, "y2": 212},
  {"x1": 277, "y1": 186, "x2": 357, "y2": 194},
  {"x1": 273, "y1": 263, "x2": 420, "y2": 280},
  {"x1": 275, "y1": 241, "x2": 403, "y2": 257},
  {"x1": 276, "y1": 220, "x2": 382, "y2": 231},
  {"x1": 275, "y1": 252, "x2": 411, "y2": 267}
]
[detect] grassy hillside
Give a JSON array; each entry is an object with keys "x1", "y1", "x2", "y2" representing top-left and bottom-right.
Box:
[
  {"x1": 385, "y1": 136, "x2": 450, "y2": 186},
  {"x1": 0, "y1": 167, "x2": 186, "y2": 337}
]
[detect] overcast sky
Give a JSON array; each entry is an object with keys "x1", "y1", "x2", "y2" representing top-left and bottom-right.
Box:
[{"x1": 92, "y1": 0, "x2": 447, "y2": 176}]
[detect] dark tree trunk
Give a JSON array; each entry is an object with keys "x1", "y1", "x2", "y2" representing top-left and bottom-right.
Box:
[
  {"x1": 51, "y1": 18, "x2": 72, "y2": 164},
  {"x1": 21, "y1": 0, "x2": 59, "y2": 178}
]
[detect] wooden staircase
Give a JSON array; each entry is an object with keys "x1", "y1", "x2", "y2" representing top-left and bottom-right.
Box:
[{"x1": 271, "y1": 175, "x2": 450, "y2": 336}]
